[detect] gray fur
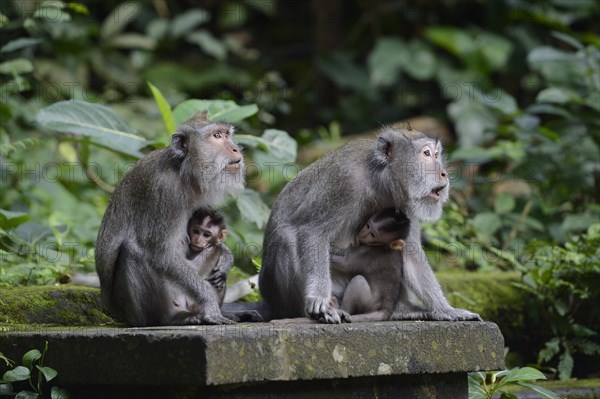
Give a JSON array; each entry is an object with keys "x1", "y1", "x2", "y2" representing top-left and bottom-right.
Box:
[
  {"x1": 259, "y1": 127, "x2": 481, "y2": 323},
  {"x1": 95, "y1": 115, "x2": 246, "y2": 326}
]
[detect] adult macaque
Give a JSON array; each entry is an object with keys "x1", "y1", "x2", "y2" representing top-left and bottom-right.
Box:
[
  {"x1": 186, "y1": 208, "x2": 231, "y2": 305},
  {"x1": 260, "y1": 125, "x2": 481, "y2": 323},
  {"x1": 95, "y1": 112, "x2": 260, "y2": 326},
  {"x1": 330, "y1": 208, "x2": 410, "y2": 322}
]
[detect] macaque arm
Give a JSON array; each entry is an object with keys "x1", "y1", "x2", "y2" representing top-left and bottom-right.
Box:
[
  {"x1": 298, "y1": 232, "x2": 349, "y2": 324},
  {"x1": 206, "y1": 244, "x2": 233, "y2": 290},
  {"x1": 392, "y1": 227, "x2": 481, "y2": 321}
]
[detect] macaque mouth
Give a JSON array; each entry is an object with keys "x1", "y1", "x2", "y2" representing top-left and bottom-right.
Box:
[
  {"x1": 225, "y1": 160, "x2": 241, "y2": 172},
  {"x1": 190, "y1": 244, "x2": 205, "y2": 252},
  {"x1": 428, "y1": 185, "x2": 447, "y2": 199}
]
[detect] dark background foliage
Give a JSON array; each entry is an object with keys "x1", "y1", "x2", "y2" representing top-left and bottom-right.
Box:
[{"x1": 1, "y1": 0, "x2": 598, "y2": 380}]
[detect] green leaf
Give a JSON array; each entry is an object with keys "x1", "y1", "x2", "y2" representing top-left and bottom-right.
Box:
[
  {"x1": 467, "y1": 374, "x2": 487, "y2": 399},
  {"x1": 0, "y1": 38, "x2": 43, "y2": 53},
  {"x1": 425, "y1": 26, "x2": 474, "y2": 57},
  {"x1": 447, "y1": 100, "x2": 498, "y2": 147},
  {"x1": 14, "y1": 391, "x2": 38, "y2": 399},
  {"x1": 472, "y1": 213, "x2": 502, "y2": 236},
  {"x1": 170, "y1": 9, "x2": 210, "y2": 38},
  {"x1": 498, "y1": 367, "x2": 546, "y2": 386},
  {"x1": 0, "y1": 59, "x2": 33, "y2": 75},
  {"x1": 557, "y1": 351, "x2": 574, "y2": 380},
  {"x1": 2, "y1": 366, "x2": 30, "y2": 382},
  {"x1": 33, "y1": 7, "x2": 71, "y2": 22},
  {"x1": 477, "y1": 32, "x2": 513, "y2": 70},
  {"x1": 186, "y1": 30, "x2": 227, "y2": 60},
  {"x1": 235, "y1": 134, "x2": 269, "y2": 152},
  {"x1": 173, "y1": 99, "x2": 258, "y2": 125},
  {"x1": 0, "y1": 13, "x2": 9, "y2": 28},
  {"x1": 517, "y1": 383, "x2": 559, "y2": 399},
  {"x1": 36, "y1": 366, "x2": 58, "y2": 382},
  {"x1": 101, "y1": 2, "x2": 141, "y2": 39},
  {"x1": 235, "y1": 189, "x2": 271, "y2": 229},
  {"x1": 474, "y1": 89, "x2": 518, "y2": 115},
  {"x1": 148, "y1": 82, "x2": 175, "y2": 134},
  {"x1": 35, "y1": 100, "x2": 146, "y2": 158},
  {"x1": 22, "y1": 350, "x2": 41, "y2": 370},
  {"x1": 551, "y1": 32, "x2": 583, "y2": 50},
  {"x1": 536, "y1": 87, "x2": 581, "y2": 104},
  {"x1": 261, "y1": 129, "x2": 297, "y2": 163},
  {"x1": 367, "y1": 37, "x2": 407, "y2": 87},
  {"x1": 51, "y1": 386, "x2": 70, "y2": 399},
  {"x1": 111, "y1": 33, "x2": 157, "y2": 50},
  {"x1": 494, "y1": 193, "x2": 515, "y2": 214},
  {"x1": 562, "y1": 214, "x2": 596, "y2": 233},
  {"x1": 403, "y1": 41, "x2": 437, "y2": 81},
  {"x1": 0, "y1": 210, "x2": 31, "y2": 230}
]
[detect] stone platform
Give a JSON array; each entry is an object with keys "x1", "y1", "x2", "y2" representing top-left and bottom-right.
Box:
[{"x1": 0, "y1": 321, "x2": 504, "y2": 399}]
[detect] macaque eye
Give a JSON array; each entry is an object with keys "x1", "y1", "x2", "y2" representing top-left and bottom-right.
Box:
[
  {"x1": 202, "y1": 232, "x2": 211, "y2": 238},
  {"x1": 213, "y1": 132, "x2": 222, "y2": 139},
  {"x1": 424, "y1": 149, "x2": 431, "y2": 157},
  {"x1": 192, "y1": 229, "x2": 200, "y2": 235},
  {"x1": 370, "y1": 232, "x2": 375, "y2": 238}
]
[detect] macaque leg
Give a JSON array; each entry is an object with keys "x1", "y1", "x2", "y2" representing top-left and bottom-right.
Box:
[
  {"x1": 341, "y1": 275, "x2": 375, "y2": 315},
  {"x1": 349, "y1": 311, "x2": 388, "y2": 322}
]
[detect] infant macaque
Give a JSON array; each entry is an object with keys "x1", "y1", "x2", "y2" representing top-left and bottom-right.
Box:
[{"x1": 330, "y1": 208, "x2": 410, "y2": 322}]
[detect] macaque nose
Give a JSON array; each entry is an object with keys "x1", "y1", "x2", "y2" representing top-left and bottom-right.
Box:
[{"x1": 441, "y1": 169, "x2": 447, "y2": 179}]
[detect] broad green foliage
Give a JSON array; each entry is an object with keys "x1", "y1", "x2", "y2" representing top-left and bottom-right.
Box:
[
  {"x1": 469, "y1": 367, "x2": 558, "y2": 399},
  {"x1": 35, "y1": 100, "x2": 146, "y2": 157},
  {"x1": 0, "y1": 341, "x2": 69, "y2": 399},
  {"x1": 516, "y1": 224, "x2": 600, "y2": 379},
  {"x1": 0, "y1": 0, "x2": 598, "y2": 379}
]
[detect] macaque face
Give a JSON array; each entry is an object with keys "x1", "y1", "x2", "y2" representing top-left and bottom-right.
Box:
[
  {"x1": 357, "y1": 210, "x2": 410, "y2": 247},
  {"x1": 188, "y1": 216, "x2": 227, "y2": 253}
]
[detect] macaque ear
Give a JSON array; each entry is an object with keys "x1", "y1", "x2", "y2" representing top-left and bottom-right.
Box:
[
  {"x1": 374, "y1": 135, "x2": 394, "y2": 165},
  {"x1": 218, "y1": 229, "x2": 228, "y2": 244},
  {"x1": 171, "y1": 132, "x2": 188, "y2": 159},
  {"x1": 389, "y1": 239, "x2": 405, "y2": 251}
]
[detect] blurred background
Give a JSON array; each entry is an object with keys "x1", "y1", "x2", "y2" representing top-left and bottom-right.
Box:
[{"x1": 0, "y1": 0, "x2": 598, "y2": 384}]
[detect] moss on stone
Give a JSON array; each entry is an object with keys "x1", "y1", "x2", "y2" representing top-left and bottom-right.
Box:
[{"x1": 0, "y1": 285, "x2": 114, "y2": 326}]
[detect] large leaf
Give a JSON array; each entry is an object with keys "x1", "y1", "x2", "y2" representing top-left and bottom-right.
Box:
[
  {"x1": 0, "y1": 38, "x2": 43, "y2": 53},
  {"x1": 170, "y1": 9, "x2": 210, "y2": 38},
  {"x1": 186, "y1": 30, "x2": 226, "y2": 60},
  {"x1": 237, "y1": 129, "x2": 297, "y2": 163},
  {"x1": 36, "y1": 366, "x2": 58, "y2": 382},
  {"x1": 235, "y1": 189, "x2": 271, "y2": 229},
  {"x1": 36, "y1": 100, "x2": 146, "y2": 157},
  {"x1": 1, "y1": 366, "x2": 30, "y2": 382},
  {"x1": 0, "y1": 209, "x2": 30, "y2": 230},
  {"x1": 172, "y1": 99, "x2": 258, "y2": 125},
  {"x1": 101, "y1": 1, "x2": 141, "y2": 39},
  {"x1": 148, "y1": 82, "x2": 176, "y2": 135},
  {"x1": 22, "y1": 349, "x2": 41, "y2": 370},
  {"x1": 367, "y1": 37, "x2": 407, "y2": 87},
  {"x1": 496, "y1": 367, "x2": 546, "y2": 388},
  {"x1": 517, "y1": 383, "x2": 559, "y2": 399},
  {"x1": 472, "y1": 213, "x2": 502, "y2": 236}
]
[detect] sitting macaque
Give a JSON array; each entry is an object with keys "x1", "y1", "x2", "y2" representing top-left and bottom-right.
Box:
[
  {"x1": 330, "y1": 208, "x2": 410, "y2": 322},
  {"x1": 185, "y1": 208, "x2": 232, "y2": 305}
]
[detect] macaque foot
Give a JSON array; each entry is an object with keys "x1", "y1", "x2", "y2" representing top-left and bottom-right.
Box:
[
  {"x1": 391, "y1": 308, "x2": 482, "y2": 321},
  {"x1": 190, "y1": 313, "x2": 236, "y2": 325},
  {"x1": 306, "y1": 296, "x2": 351, "y2": 324},
  {"x1": 223, "y1": 310, "x2": 264, "y2": 322},
  {"x1": 445, "y1": 308, "x2": 482, "y2": 321},
  {"x1": 207, "y1": 269, "x2": 227, "y2": 289}
]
